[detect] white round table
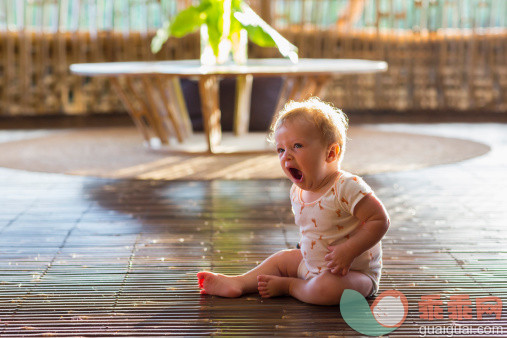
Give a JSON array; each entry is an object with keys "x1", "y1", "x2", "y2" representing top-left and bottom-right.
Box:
[{"x1": 71, "y1": 58, "x2": 387, "y2": 154}]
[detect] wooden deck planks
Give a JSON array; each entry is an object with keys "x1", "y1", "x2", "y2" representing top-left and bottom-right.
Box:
[{"x1": 1, "y1": 124, "x2": 507, "y2": 336}]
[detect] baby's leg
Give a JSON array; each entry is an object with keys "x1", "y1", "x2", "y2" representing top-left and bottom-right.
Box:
[
  {"x1": 258, "y1": 270, "x2": 373, "y2": 306},
  {"x1": 197, "y1": 248, "x2": 302, "y2": 298}
]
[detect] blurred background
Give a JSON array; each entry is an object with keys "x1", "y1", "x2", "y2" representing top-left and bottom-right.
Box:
[{"x1": 0, "y1": 0, "x2": 505, "y2": 117}]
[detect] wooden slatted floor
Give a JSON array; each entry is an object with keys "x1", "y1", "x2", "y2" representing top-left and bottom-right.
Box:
[{"x1": 0, "y1": 123, "x2": 506, "y2": 336}]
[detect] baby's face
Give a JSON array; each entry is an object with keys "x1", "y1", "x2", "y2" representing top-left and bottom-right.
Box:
[{"x1": 274, "y1": 119, "x2": 331, "y2": 191}]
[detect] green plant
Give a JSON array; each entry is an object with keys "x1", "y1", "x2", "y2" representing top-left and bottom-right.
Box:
[{"x1": 151, "y1": 0, "x2": 298, "y2": 63}]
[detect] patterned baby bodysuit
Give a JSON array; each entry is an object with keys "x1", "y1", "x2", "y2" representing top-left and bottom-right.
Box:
[{"x1": 290, "y1": 170, "x2": 383, "y2": 296}]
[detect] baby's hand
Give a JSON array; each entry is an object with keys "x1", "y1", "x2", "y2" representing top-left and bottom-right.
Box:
[{"x1": 324, "y1": 242, "x2": 356, "y2": 277}]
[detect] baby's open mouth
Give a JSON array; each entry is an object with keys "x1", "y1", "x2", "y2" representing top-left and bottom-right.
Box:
[{"x1": 289, "y1": 167, "x2": 303, "y2": 181}]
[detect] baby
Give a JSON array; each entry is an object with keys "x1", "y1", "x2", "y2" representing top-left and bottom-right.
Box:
[{"x1": 197, "y1": 97, "x2": 390, "y2": 306}]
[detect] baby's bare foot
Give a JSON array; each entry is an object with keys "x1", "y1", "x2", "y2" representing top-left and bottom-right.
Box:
[
  {"x1": 197, "y1": 271, "x2": 243, "y2": 298},
  {"x1": 257, "y1": 275, "x2": 290, "y2": 298}
]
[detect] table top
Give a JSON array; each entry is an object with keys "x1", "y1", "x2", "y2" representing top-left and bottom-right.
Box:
[{"x1": 70, "y1": 58, "x2": 387, "y2": 77}]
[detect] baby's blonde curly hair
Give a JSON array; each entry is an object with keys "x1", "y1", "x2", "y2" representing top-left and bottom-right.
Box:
[{"x1": 269, "y1": 97, "x2": 349, "y2": 164}]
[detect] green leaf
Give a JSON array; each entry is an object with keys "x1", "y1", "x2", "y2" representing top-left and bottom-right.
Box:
[
  {"x1": 151, "y1": 21, "x2": 171, "y2": 54},
  {"x1": 205, "y1": 18, "x2": 222, "y2": 57},
  {"x1": 196, "y1": 0, "x2": 213, "y2": 11},
  {"x1": 231, "y1": 0, "x2": 242, "y2": 12},
  {"x1": 229, "y1": 13, "x2": 243, "y2": 39},
  {"x1": 151, "y1": 0, "x2": 298, "y2": 61},
  {"x1": 233, "y1": 10, "x2": 275, "y2": 47},
  {"x1": 240, "y1": 22, "x2": 276, "y2": 47},
  {"x1": 170, "y1": 6, "x2": 205, "y2": 38},
  {"x1": 234, "y1": 3, "x2": 298, "y2": 61},
  {"x1": 203, "y1": 1, "x2": 225, "y2": 57}
]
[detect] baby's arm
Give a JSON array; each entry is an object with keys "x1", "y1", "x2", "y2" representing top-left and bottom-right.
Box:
[{"x1": 324, "y1": 194, "x2": 390, "y2": 276}]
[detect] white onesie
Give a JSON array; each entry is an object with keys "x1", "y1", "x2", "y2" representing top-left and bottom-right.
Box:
[{"x1": 290, "y1": 171, "x2": 383, "y2": 297}]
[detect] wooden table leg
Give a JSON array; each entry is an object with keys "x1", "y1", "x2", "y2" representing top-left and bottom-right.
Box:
[
  {"x1": 167, "y1": 77, "x2": 193, "y2": 138},
  {"x1": 288, "y1": 76, "x2": 306, "y2": 101},
  {"x1": 271, "y1": 76, "x2": 306, "y2": 125},
  {"x1": 270, "y1": 75, "x2": 332, "y2": 128},
  {"x1": 125, "y1": 77, "x2": 169, "y2": 145},
  {"x1": 300, "y1": 75, "x2": 331, "y2": 99},
  {"x1": 233, "y1": 74, "x2": 253, "y2": 136},
  {"x1": 142, "y1": 76, "x2": 182, "y2": 143},
  {"x1": 314, "y1": 75, "x2": 332, "y2": 97},
  {"x1": 299, "y1": 77, "x2": 318, "y2": 99},
  {"x1": 271, "y1": 76, "x2": 295, "y2": 128},
  {"x1": 198, "y1": 75, "x2": 222, "y2": 153},
  {"x1": 147, "y1": 75, "x2": 193, "y2": 144},
  {"x1": 111, "y1": 77, "x2": 152, "y2": 144}
]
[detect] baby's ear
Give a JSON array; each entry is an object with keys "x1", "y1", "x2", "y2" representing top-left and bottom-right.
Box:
[{"x1": 326, "y1": 143, "x2": 340, "y2": 163}]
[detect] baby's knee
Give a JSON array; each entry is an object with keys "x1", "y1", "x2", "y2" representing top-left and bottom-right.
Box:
[
  {"x1": 271, "y1": 249, "x2": 302, "y2": 276},
  {"x1": 273, "y1": 248, "x2": 301, "y2": 262},
  {"x1": 309, "y1": 276, "x2": 344, "y2": 305}
]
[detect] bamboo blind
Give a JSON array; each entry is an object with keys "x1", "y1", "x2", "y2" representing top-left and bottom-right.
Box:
[{"x1": 0, "y1": 0, "x2": 505, "y2": 116}]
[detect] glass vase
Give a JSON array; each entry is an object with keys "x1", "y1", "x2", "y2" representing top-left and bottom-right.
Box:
[{"x1": 200, "y1": 25, "x2": 248, "y2": 66}]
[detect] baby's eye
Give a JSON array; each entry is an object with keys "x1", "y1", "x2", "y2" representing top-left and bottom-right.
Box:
[
  {"x1": 294, "y1": 143, "x2": 303, "y2": 149},
  {"x1": 277, "y1": 148, "x2": 285, "y2": 154}
]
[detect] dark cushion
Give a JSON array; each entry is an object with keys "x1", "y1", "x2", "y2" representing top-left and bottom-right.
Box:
[{"x1": 181, "y1": 77, "x2": 283, "y2": 132}]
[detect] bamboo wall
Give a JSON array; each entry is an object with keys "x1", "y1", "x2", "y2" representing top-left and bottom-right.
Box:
[{"x1": 0, "y1": 0, "x2": 506, "y2": 116}]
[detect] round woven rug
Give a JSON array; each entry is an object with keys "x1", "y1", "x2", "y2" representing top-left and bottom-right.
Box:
[{"x1": 0, "y1": 126, "x2": 490, "y2": 180}]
